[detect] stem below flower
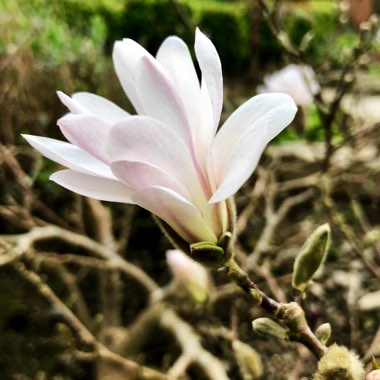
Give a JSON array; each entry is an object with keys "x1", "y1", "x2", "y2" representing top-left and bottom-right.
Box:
[{"x1": 223, "y1": 258, "x2": 327, "y2": 358}]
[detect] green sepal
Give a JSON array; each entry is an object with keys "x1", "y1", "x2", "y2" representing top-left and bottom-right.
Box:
[
  {"x1": 372, "y1": 357, "x2": 380, "y2": 370},
  {"x1": 190, "y1": 241, "x2": 225, "y2": 268}
]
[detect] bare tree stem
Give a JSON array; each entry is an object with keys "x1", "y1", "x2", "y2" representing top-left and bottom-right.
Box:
[{"x1": 224, "y1": 258, "x2": 327, "y2": 358}]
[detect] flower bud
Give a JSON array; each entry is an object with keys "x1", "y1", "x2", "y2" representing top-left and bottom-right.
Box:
[
  {"x1": 363, "y1": 228, "x2": 380, "y2": 248},
  {"x1": 315, "y1": 323, "x2": 332, "y2": 345},
  {"x1": 232, "y1": 340, "x2": 263, "y2": 380},
  {"x1": 313, "y1": 344, "x2": 365, "y2": 380},
  {"x1": 367, "y1": 369, "x2": 380, "y2": 380},
  {"x1": 292, "y1": 223, "x2": 330, "y2": 292},
  {"x1": 166, "y1": 249, "x2": 210, "y2": 303},
  {"x1": 277, "y1": 32, "x2": 293, "y2": 51},
  {"x1": 252, "y1": 318, "x2": 287, "y2": 340}
]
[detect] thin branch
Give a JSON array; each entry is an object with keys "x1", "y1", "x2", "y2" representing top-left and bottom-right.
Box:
[
  {"x1": 224, "y1": 258, "x2": 327, "y2": 358},
  {"x1": 0, "y1": 225, "x2": 159, "y2": 292},
  {"x1": 247, "y1": 188, "x2": 315, "y2": 266},
  {"x1": 125, "y1": 303, "x2": 229, "y2": 380},
  {"x1": 13, "y1": 261, "x2": 170, "y2": 380}
]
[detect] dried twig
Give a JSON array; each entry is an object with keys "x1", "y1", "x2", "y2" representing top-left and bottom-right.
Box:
[
  {"x1": 13, "y1": 261, "x2": 170, "y2": 380},
  {"x1": 0, "y1": 225, "x2": 159, "y2": 292}
]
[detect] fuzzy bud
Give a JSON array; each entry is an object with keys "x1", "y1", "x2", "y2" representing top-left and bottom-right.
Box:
[
  {"x1": 232, "y1": 340, "x2": 263, "y2": 380},
  {"x1": 313, "y1": 344, "x2": 365, "y2": 380},
  {"x1": 292, "y1": 223, "x2": 331, "y2": 292},
  {"x1": 315, "y1": 323, "x2": 332, "y2": 345},
  {"x1": 252, "y1": 318, "x2": 287, "y2": 340}
]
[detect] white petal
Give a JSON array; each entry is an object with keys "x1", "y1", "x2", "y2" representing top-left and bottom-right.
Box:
[
  {"x1": 135, "y1": 56, "x2": 192, "y2": 148},
  {"x1": 111, "y1": 160, "x2": 191, "y2": 200},
  {"x1": 107, "y1": 116, "x2": 205, "y2": 206},
  {"x1": 132, "y1": 186, "x2": 217, "y2": 243},
  {"x1": 156, "y1": 36, "x2": 200, "y2": 130},
  {"x1": 57, "y1": 91, "x2": 87, "y2": 114},
  {"x1": 257, "y1": 65, "x2": 319, "y2": 107},
  {"x1": 112, "y1": 39, "x2": 151, "y2": 114},
  {"x1": 58, "y1": 114, "x2": 112, "y2": 164},
  {"x1": 196, "y1": 78, "x2": 215, "y2": 165},
  {"x1": 203, "y1": 200, "x2": 228, "y2": 238},
  {"x1": 51, "y1": 169, "x2": 134, "y2": 203},
  {"x1": 57, "y1": 91, "x2": 129, "y2": 124},
  {"x1": 209, "y1": 93, "x2": 297, "y2": 203},
  {"x1": 22, "y1": 134, "x2": 114, "y2": 178},
  {"x1": 194, "y1": 28, "x2": 223, "y2": 130}
]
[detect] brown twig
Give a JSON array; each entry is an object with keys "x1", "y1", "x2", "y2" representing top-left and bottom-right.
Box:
[
  {"x1": 246, "y1": 187, "x2": 315, "y2": 267},
  {"x1": 122, "y1": 302, "x2": 230, "y2": 380},
  {"x1": 224, "y1": 257, "x2": 327, "y2": 358},
  {"x1": 0, "y1": 225, "x2": 159, "y2": 292},
  {"x1": 13, "y1": 261, "x2": 170, "y2": 380}
]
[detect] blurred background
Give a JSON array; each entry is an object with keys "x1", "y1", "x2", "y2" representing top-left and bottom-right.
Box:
[{"x1": 1, "y1": 0, "x2": 380, "y2": 379}]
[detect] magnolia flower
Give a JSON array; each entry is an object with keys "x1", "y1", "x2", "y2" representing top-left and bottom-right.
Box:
[
  {"x1": 23, "y1": 28, "x2": 296, "y2": 247},
  {"x1": 257, "y1": 64, "x2": 319, "y2": 106},
  {"x1": 166, "y1": 249, "x2": 209, "y2": 303}
]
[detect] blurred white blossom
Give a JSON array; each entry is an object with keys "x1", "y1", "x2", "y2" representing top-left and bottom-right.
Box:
[{"x1": 258, "y1": 64, "x2": 319, "y2": 106}]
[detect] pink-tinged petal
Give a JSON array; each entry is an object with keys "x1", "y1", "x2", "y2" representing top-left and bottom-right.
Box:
[
  {"x1": 156, "y1": 36, "x2": 200, "y2": 130},
  {"x1": 57, "y1": 91, "x2": 87, "y2": 114},
  {"x1": 194, "y1": 28, "x2": 223, "y2": 130},
  {"x1": 51, "y1": 169, "x2": 134, "y2": 203},
  {"x1": 209, "y1": 93, "x2": 297, "y2": 203},
  {"x1": 196, "y1": 78, "x2": 215, "y2": 166},
  {"x1": 111, "y1": 160, "x2": 191, "y2": 200},
  {"x1": 58, "y1": 114, "x2": 112, "y2": 164},
  {"x1": 203, "y1": 200, "x2": 228, "y2": 238},
  {"x1": 57, "y1": 91, "x2": 129, "y2": 124},
  {"x1": 135, "y1": 56, "x2": 192, "y2": 148},
  {"x1": 22, "y1": 134, "x2": 114, "y2": 178},
  {"x1": 107, "y1": 116, "x2": 206, "y2": 206},
  {"x1": 166, "y1": 249, "x2": 209, "y2": 303},
  {"x1": 112, "y1": 39, "x2": 151, "y2": 114},
  {"x1": 132, "y1": 186, "x2": 217, "y2": 243}
]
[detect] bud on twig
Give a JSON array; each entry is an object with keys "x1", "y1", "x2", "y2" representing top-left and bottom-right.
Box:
[
  {"x1": 292, "y1": 223, "x2": 331, "y2": 292},
  {"x1": 232, "y1": 340, "x2": 263, "y2": 380},
  {"x1": 315, "y1": 323, "x2": 332, "y2": 345},
  {"x1": 372, "y1": 357, "x2": 380, "y2": 370},
  {"x1": 277, "y1": 31, "x2": 293, "y2": 52},
  {"x1": 252, "y1": 318, "x2": 287, "y2": 340},
  {"x1": 299, "y1": 31, "x2": 314, "y2": 52},
  {"x1": 166, "y1": 249, "x2": 210, "y2": 303},
  {"x1": 366, "y1": 369, "x2": 380, "y2": 380}
]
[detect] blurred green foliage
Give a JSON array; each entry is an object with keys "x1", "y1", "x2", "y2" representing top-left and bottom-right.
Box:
[
  {"x1": 0, "y1": 0, "x2": 365, "y2": 73},
  {"x1": 0, "y1": 0, "x2": 374, "y2": 153},
  {"x1": 0, "y1": 0, "x2": 108, "y2": 66},
  {"x1": 117, "y1": 0, "x2": 193, "y2": 54},
  {"x1": 195, "y1": 1, "x2": 251, "y2": 73}
]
